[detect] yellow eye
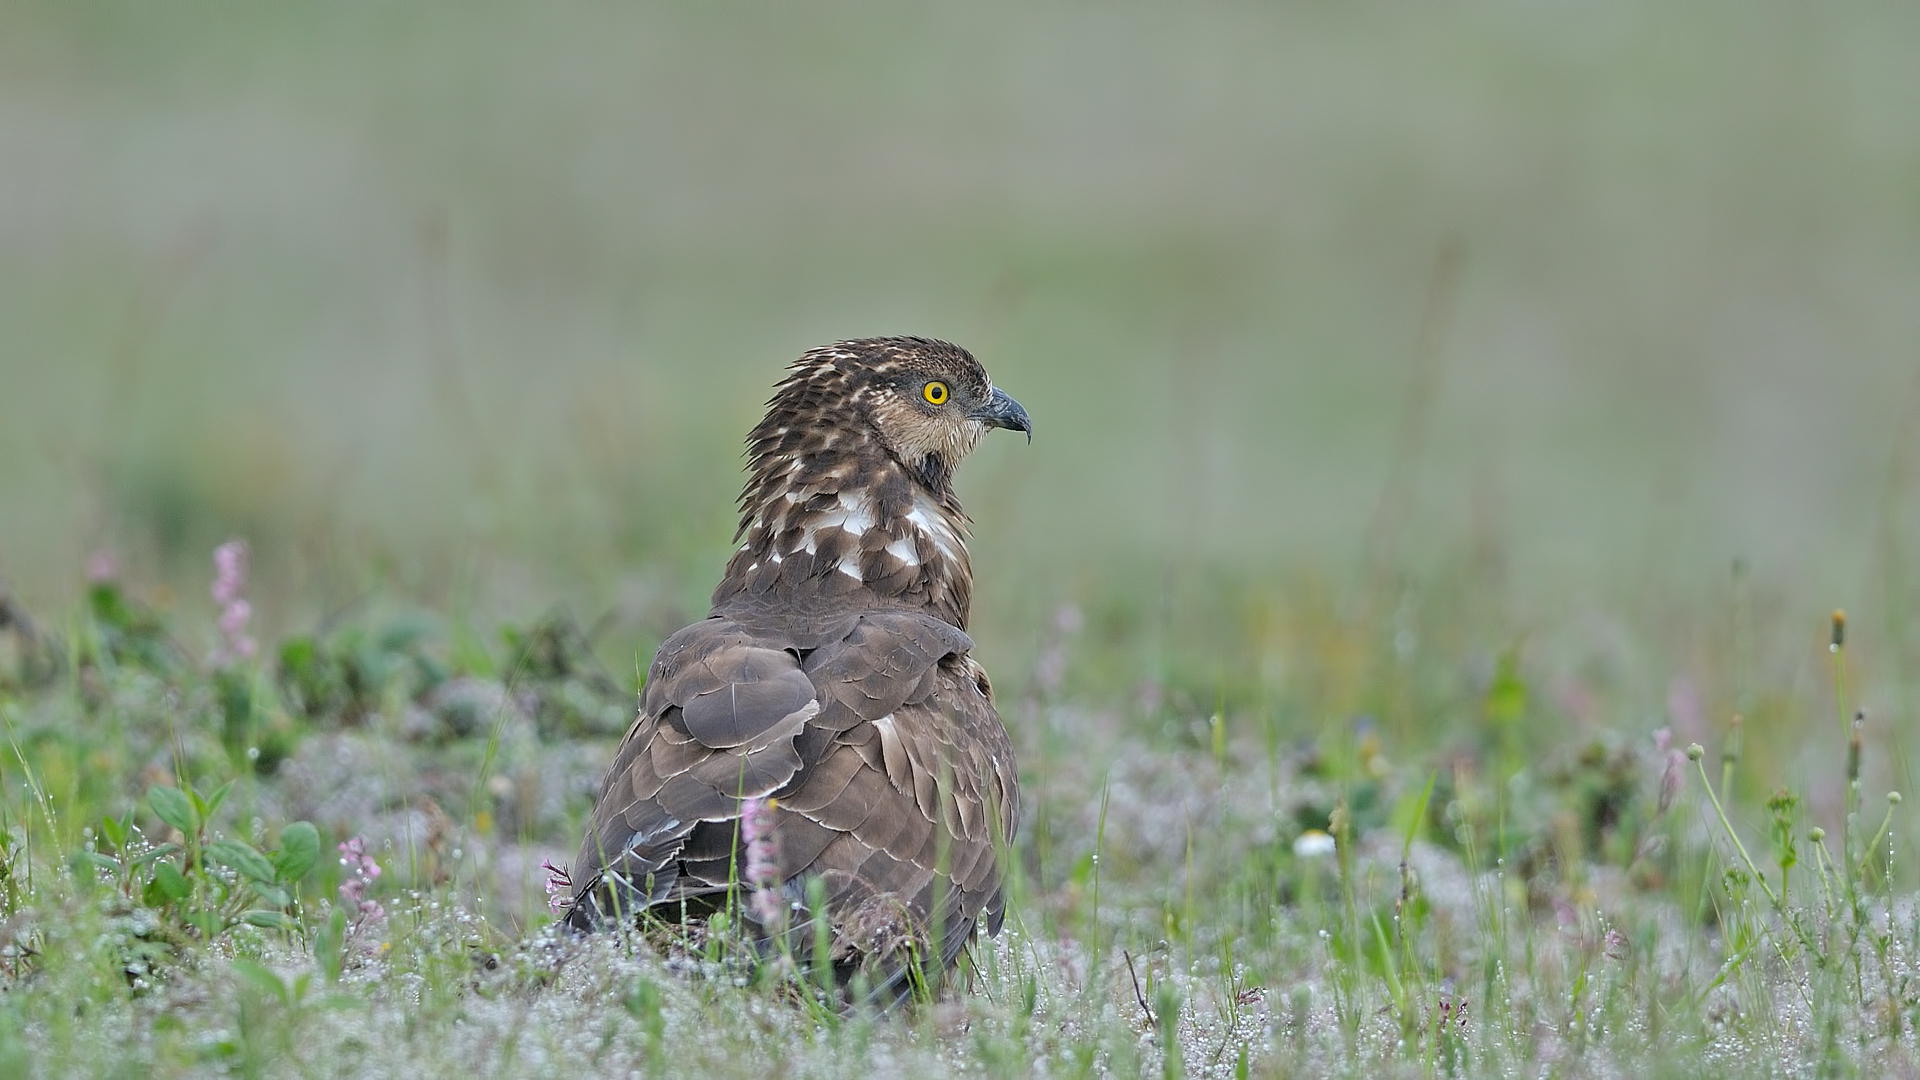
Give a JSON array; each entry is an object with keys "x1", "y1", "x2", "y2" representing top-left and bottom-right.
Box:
[{"x1": 922, "y1": 380, "x2": 949, "y2": 405}]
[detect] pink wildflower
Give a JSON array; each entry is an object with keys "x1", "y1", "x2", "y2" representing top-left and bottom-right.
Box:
[
  {"x1": 740, "y1": 797, "x2": 785, "y2": 929},
  {"x1": 541, "y1": 858, "x2": 574, "y2": 914},
  {"x1": 337, "y1": 836, "x2": 385, "y2": 926},
  {"x1": 209, "y1": 539, "x2": 256, "y2": 665},
  {"x1": 87, "y1": 550, "x2": 119, "y2": 584}
]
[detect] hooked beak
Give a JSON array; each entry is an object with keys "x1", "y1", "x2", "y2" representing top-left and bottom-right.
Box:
[{"x1": 971, "y1": 387, "x2": 1032, "y2": 443}]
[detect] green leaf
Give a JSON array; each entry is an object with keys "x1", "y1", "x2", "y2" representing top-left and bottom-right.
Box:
[
  {"x1": 131, "y1": 843, "x2": 183, "y2": 868},
  {"x1": 75, "y1": 849, "x2": 121, "y2": 871},
  {"x1": 316, "y1": 906, "x2": 348, "y2": 983},
  {"x1": 231, "y1": 957, "x2": 291, "y2": 1006},
  {"x1": 150, "y1": 861, "x2": 192, "y2": 903},
  {"x1": 148, "y1": 786, "x2": 199, "y2": 837},
  {"x1": 249, "y1": 880, "x2": 292, "y2": 908},
  {"x1": 272, "y1": 822, "x2": 321, "y2": 884},
  {"x1": 242, "y1": 910, "x2": 296, "y2": 931},
  {"x1": 1484, "y1": 651, "x2": 1528, "y2": 728},
  {"x1": 208, "y1": 839, "x2": 278, "y2": 885},
  {"x1": 186, "y1": 910, "x2": 224, "y2": 937},
  {"x1": 1397, "y1": 771, "x2": 1438, "y2": 855},
  {"x1": 100, "y1": 812, "x2": 128, "y2": 853},
  {"x1": 201, "y1": 780, "x2": 236, "y2": 825}
]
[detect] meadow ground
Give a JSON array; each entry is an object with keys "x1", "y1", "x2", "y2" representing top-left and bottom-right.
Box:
[
  {"x1": 3, "y1": 548, "x2": 1919, "y2": 1077},
  {"x1": 6, "y1": 3, "x2": 1920, "y2": 1076}
]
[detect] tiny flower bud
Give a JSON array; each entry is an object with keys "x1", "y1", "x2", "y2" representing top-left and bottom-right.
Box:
[
  {"x1": 1686, "y1": 743, "x2": 1705, "y2": 761},
  {"x1": 1831, "y1": 609, "x2": 1846, "y2": 650},
  {"x1": 1890, "y1": 791, "x2": 1903, "y2": 806},
  {"x1": 1809, "y1": 827, "x2": 1826, "y2": 842}
]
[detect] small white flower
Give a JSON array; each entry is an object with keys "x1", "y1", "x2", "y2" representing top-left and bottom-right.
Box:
[{"x1": 1293, "y1": 829, "x2": 1337, "y2": 859}]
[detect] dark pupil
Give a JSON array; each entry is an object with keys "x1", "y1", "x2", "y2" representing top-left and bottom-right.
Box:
[{"x1": 929, "y1": 384, "x2": 944, "y2": 400}]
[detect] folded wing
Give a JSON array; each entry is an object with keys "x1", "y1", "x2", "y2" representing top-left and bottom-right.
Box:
[{"x1": 567, "y1": 609, "x2": 1017, "y2": 994}]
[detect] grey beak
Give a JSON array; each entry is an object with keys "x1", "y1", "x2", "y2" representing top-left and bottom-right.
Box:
[{"x1": 972, "y1": 387, "x2": 1032, "y2": 443}]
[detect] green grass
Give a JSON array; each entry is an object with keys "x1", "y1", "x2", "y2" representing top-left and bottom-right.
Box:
[{"x1": 2, "y1": 556, "x2": 1917, "y2": 1076}]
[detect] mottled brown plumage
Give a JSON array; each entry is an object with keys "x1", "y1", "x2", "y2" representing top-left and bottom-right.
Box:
[{"x1": 567, "y1": 337, "x2": 1029, "y2": 1002}]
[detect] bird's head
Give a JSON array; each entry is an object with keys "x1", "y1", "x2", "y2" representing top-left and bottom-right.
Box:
[
  {"x1": 725, "y1": 337, "x2": 1027, "y2": 626},
  {"x1": 757, "y1": 337, "x2": 1030, "y2": 493}
]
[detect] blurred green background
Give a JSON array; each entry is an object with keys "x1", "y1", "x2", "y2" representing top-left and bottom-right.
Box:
[{"x1": 4, "y1": 2, "x2": 1919, "y2": 689}]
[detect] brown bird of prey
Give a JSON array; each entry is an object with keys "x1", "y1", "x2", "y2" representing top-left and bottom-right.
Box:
[{"x1": 565, "y1": 337, "x2": 1029, "y2": 1002}]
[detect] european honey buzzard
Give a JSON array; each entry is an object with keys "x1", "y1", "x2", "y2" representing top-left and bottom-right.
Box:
[{"x1": 565, "y1": 337, "x2": 1029, "y2": 1002}]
